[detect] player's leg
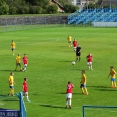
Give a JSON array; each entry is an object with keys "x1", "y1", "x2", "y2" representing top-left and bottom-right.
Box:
[
  {"x1": 80, "y1": 84, "x2": 84, "y2": 94},
  {"x1": 11, "y1": 88, "x2": 14, "y2": 96},
  {"x1": 111, "y1": 78, "x2": 114, "y2": 88},
  {"x1": 8, "y1": 86, "x2": 14, "y2": 96},
  {"x1": 15, "y1": 63, "x2": 18, "y2": 71},
  {"x1": 79, "y1": 55, "x2": 81, "y2": 61},
  {"x1": 66, "y1": 97, "x2": 69, "y2": 108},
  {"x1": 76, "y1": 56, "x2": 78, "y2": 62},
  {"x1": 87, "y1": 62, "x2": 90, "y2": 70},
  {"x1": 70, "y1": 42, "x2": 72, "y2": 46},
  {"x1": 84, "y1": 84, "x2": 88, "y2": 95},
  {"x1": 26, "y1": 92, "x2": 30, "y2": 102},
  {"x1": 19, "y1": 63, "x2": 22, "y2": 71},
  {"x1": 84, "y1": 88, "x2": 88, "y2": 95},
  {"x1": 69, "y1": 98, "x2": 72, "y2": 109},
  {"x1": 113, "y1": 78, "x2": 116, "y2": 87},
  {"x1": 90, "y1": 62, "x2": 93, "y2": 70},
  {"x1": 12, "y1": 48, "x2": 14, "y2": 55},
  {"x1": 24, "y1": 64, "x2": 27, "y2": 71}
]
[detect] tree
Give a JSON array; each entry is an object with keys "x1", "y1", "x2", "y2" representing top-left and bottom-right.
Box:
[
  {"x1": 56, "y1": 0, "x2": 71, "y2": 6},
  {"x1": 47, "y1": 4, "x2": 58, "y2": 14},
  {"x1": 63, "y1": 4, "x2": 78, "y2": 13}
]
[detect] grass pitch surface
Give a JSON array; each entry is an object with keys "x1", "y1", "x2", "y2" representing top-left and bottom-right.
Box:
[{"x1": 0, "y1": 27, "x2": 117, "y2": 117}]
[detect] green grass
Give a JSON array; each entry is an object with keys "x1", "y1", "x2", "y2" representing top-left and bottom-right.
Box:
[{"x1": 0, "y1": 27, "x2": 117, "y2": 117}]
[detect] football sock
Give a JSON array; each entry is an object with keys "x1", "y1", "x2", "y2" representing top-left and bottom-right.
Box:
[
  {"x1": 26, "y1": 96, "x2": 29, "y2": 101},
  {"x1": 85, "y1": 88, "x2": 88, "y2": 94},
  {"x1": 69, "y1": 99, "x2": 71, "y2": 105},
  {"x1": 79, "y1": 57, "x2": 81, "y2": 61},
  {"x1": 81, "y1": 88, "x2": 84, "y2": 94}
]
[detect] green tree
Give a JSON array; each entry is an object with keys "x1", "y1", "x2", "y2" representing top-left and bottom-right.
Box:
[
  {"x1": 63, "y1": 4, "x2": 78, "y2": 13},
  {"x1": 56, "y1": 0, "x2": 71, "y2": 6},
  {"x1": 47, "y1": 4, "x2": 58, "y2": 14}
]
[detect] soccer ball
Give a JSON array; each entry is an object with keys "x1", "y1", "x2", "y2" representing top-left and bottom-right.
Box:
[{"x1": 72, "y1": 61, "x2": 75, "y2": 65}]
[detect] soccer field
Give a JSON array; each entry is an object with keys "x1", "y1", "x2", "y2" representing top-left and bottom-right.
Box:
[{"x1": 0, "y1": 27, "x2": 117, "y2": 117}]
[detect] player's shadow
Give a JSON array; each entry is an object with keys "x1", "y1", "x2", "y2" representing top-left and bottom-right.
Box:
[
  {"x1": 87, "y1": 86, "x2": 109, "y2": 88},
  {"x1": 0, "y1": 69, "x2": 14, "y2": 72},
  {"x1": 3, "y1": 98, "x2": 19, "y2": 102},
  {"x1": 88, "y1": 85, "x2": 116, "y2": 91},
  {"x1": 56, "y1": 92, "x2": 78, "y2": 95},
  {"x1": 39, "y1": 104, "x2": 65, "y2": 109},
  {"x1": 58, "y1": 61, "x2": 73, "y2": 62},
  {"x1": 0, "y1": 95, "x2": 8, "y2": 98}
]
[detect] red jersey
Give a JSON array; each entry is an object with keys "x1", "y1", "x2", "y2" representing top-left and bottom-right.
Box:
[
  {"x1": 23, "y1": 56, "x2": 28, "y2": 64},
  {"x1": 23, "y1": 81, "x2": 28, "y2": 92},
  {"x1": 66, "y1": 83, "x2": 74, "y2": 93},
  {"x1": 87, "y1": 55, "x2": 93, "y2": 62},
  {"x1": 73, "y1": 40, "x2": 77, "y2": 47}
]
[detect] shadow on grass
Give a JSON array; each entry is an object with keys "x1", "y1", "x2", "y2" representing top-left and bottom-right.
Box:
[
  {"x1": 0, "y1": 69, "x2": 14, "y2": 72},
  {"x1": 0, "y1": 69, "x2": 22, "y2": 72},
  {"x1": 56, "y1": 92, "x2": 78, "y2": 95},
  {"x1": 87, "y1": 86, "x2": 109, "y2": 88},
  {"x1": 40, "y1": 104, "x2": 66, "y2": 109},
  {"x1": 0, "y1": 94, "x2": 8, "y2": 98},
  {"x1": 2, "y1": 98, "x2": 19, "y2": 101},
  {"x1": 58, "y1": 61, "x2": 73, "y2": 62},
  {"x1": 87, "y1": 85, "x2": 117, "y2": 91}
]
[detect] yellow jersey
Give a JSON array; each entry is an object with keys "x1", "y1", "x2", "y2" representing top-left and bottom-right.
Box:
[
  {"x1": 11, "y1": 42, "x2": 15, "y2": 48},
  {"x1": 81, "y1": 74, "x2": 86, "y2": 84},
  {"x1": 16, "y1": 55, "x2": 21, "y2": 63},
  {"x1": 9, "y1": 75, "x2": 14, "y2": 86},
  {"x1": 110, "y1": 69, "x2": 116, "y2": 78},
  {"x1": 68, "y1": 36, "x2": 72, "y2": 41}
]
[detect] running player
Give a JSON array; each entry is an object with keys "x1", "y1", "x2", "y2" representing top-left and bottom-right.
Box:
[
  {"x1": 86, "y1": 53, "x2": 93, "y2": 70},
  {"x1": 11, "y1": 40, "x2": 15, "y2": 56},
  {"x1": 80, "y1": 70, "x2": 88, "y2": 95},
  {"x1": 67, "y1": 35, "x2": 72, "y2": 47},
  {"x1": 22, "y1": 78, "x2": 30, "y2": 102},
  {"x1": 22, "y1": 54, "x2": 28, "y2": 72},
  {"x1": 76, "y1": 44, "x2": 81, "y2": 62},
  {"x1": 66, "y1": 81, "x2": 74, "y2": 109},
  {"x1": 15, "y1": 53, "x2": 22, "y2": 71},
  {"x1": 8, "y1": 72, "x2": 15, "y2": 96},
  {"x1": 72, "y1": 39, "x2": 78, "y2": 52},
  {"x1": 108, "y1": 66, "x2": 117, "y2": 88}
]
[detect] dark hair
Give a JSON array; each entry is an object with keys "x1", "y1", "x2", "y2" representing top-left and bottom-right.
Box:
[
  {"x1": 68, "y1": 81, "x2": 71, "y2": 84},
  {"x1": 24, "y1": 78, "x2": 27, "y2": 81},
  {"x1": 110, "y1": 66, "x2": 114, "y2": 68},
  {"x1": 82, "y1": 70, "x2": 85, "y2": 73}
]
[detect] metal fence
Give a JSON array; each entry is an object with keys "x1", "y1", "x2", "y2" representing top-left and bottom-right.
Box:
[{"x1": 0, "y1": 16, "x2": 68, "y2": 32}]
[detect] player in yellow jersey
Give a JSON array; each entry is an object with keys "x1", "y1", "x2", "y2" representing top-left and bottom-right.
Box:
[
  {"x1": 80, "y1": 70, "x2": 88, "y2": 95},
  {"x1": 8, "y1": 72, "x2": 15, "y2": 96},
  {"x1": 67, "y1": 35, "x2": 72, "y2": 47},
  {"x1": 11, "y1": 40, "x2": 15, "y2": 56},
  {"x1": 15, "y1": 53, "x2": 22, "y2": 71},
  {"x1": 108, "y1": 66, "x2": 116, "y2": 88}
]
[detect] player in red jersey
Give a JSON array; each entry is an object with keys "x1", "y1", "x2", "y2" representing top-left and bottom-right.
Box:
[
  {"x1": 22, "y1": 54, "x2": 28, "y2": 72},
  {"x1": 72, "y1": 39, "x2": 78, "y2": 52},
  {"x1": 86, "y1": 53, "x2": 93, "y2": 70},
  {"x1": 66, "y1": 81, "x2": 74, "y2": 109},
  {"x1": 22, "y1": 78, "x2": 30, "y2": 102}
]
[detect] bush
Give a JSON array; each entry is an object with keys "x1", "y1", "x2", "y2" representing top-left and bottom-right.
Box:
[
  {"x1": 63, "y1": 4, "x2": 78, "y2": 13},
  {"x1": 47, "y1": 4, "x2": 58, "y2": 14},
  {"x1": 29, "y1": 6, "x2": 42, "y2": 14},
  {"x1": 9, "y1": 7, "x2": 17, "y2": 15},
  {"x1": 0, "y1": 3, "x2": 9, "y2": 15},
  {"x1": 17, "y1": 6, "x2": 29, "y2": 14}
]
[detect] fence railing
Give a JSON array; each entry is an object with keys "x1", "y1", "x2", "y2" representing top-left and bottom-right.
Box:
[{"x1": 0, "y1": 16, "x2": 68, "y2": 32}]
